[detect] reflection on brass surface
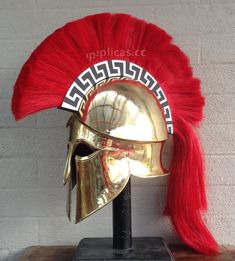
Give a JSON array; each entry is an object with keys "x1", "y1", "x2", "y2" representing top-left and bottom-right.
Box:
[
  {"x1": 83, "y1": 81, "x2": 168, "y2": 142},
  {"x1": 63, "y1": 80, "x2": 170, "y2": 223}
]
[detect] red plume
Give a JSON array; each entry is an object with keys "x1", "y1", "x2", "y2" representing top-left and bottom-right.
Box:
[
  {"x1": 164, "y1": 115, "x2": 218, "y2": 255},
  {"x1": 11, "y1": 13, "x2": 218, "y2": 255}
]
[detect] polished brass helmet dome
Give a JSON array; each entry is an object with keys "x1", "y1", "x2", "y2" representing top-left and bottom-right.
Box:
[{"x1": 80, "y1": 80, "x2": 168, "y2": 142}]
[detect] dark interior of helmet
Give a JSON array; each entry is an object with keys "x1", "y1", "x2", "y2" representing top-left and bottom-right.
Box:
[{"x1": 75, "y1": 142, "x2": 98, "y2": 157}]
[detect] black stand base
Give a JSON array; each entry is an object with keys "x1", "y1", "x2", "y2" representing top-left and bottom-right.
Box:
[{"x1": 73, "y1": 237, "x2": 174, "y2": 261}]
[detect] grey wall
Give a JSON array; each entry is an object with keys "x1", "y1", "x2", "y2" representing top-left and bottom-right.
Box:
[{"x1": 0, "y1": 0, "x2": 234, "y2": 260}]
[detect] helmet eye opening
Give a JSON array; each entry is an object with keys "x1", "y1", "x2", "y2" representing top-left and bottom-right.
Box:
[
  {"x1": 74, "y1": 142, "x2": 98, "y2": 157},
  {"x1": 69, "y1": 142, "x2": 99, "y2": 187}
]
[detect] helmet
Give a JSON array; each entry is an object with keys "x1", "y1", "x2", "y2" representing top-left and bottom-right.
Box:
[
  {"x1": 11, "y1": 13, "x2": 218, "y2": 255},
  {"x1": 64, "y1": 80, "x2": 170, "y2": 222}
]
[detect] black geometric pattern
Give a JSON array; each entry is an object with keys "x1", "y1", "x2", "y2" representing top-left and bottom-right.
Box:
[{"x1": 61, "y1": 60, "x2": 173, "y2": 134}]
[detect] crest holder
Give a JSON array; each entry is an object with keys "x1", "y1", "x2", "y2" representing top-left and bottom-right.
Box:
[{"x1": 73, "y1": 178, "x2": 174, "y2": 261}]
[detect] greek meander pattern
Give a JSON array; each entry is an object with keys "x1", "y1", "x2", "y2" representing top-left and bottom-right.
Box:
[{"x1": 61, "y1": 60, "x2": 173, "y2": 134}]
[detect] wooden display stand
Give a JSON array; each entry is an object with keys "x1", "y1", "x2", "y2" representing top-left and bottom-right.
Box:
[{"x1": 18, "y1": 245, "x2": 235, "y2": 261}]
